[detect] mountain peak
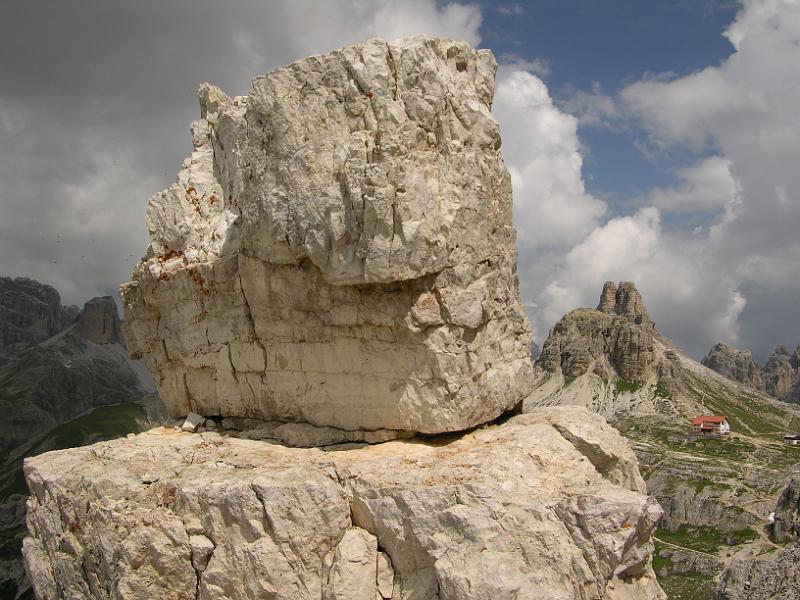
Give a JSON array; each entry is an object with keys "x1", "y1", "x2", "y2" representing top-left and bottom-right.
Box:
[
  {"x1": 597, "y1": 281, "x2": 650, "y2": 324},
  {"x1": 537, "y1": 280, "x2": 657, "y2": 386}
]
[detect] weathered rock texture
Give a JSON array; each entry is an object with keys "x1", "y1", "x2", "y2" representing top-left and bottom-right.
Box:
[
  {"x1": 121, "y1": 36, "x2": 534, "y2": 437},
  {"x1": 596, "y1": 282, "x2": 651, "y2": 325},
  {"x1": 702, "y1": 342, "x2": 800, "y2": 403},
  {"x1": 713, "y1": 545, "x2": 800, "y2": 600},
  {"x1": 1, "y1": 291, "x2": 162, "y2": 599},
  {"x1": 715, "y1": 477, "x2": 800, "y2": 599},
  {"x1": 537, "y1": 282, "x2": 656, "y2": 385},
  {"x1": 0, "y1": 296, "x2": 154, "y2": 459},
  {"x1": 770, "y1": 476, "x2": 800, "y2": 544},
  {"x1": 23, "y1": 407, "x2": 664, "y2": 600},
  {"x1": 528, "y1": 281, "x2": 800, "y2": 599},
  {"x1": 763, "y1": 345, "x2": 800, "y2": 402},
  {"x1": 0, "y1": 277, "x2": 78, "y2": 365}
]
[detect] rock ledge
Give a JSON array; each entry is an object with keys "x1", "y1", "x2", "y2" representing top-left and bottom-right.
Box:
[{"x1": 24, "y1": 406, "x2": 663, "y2": 600}]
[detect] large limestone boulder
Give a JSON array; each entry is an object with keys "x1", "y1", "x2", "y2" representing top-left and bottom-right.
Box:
[
  {"x1": 23, "y1": 406, "x2": 664, "y2": 600},
  {"x1": 120, "y1": 35, "x2": 533, "y2": 437}
]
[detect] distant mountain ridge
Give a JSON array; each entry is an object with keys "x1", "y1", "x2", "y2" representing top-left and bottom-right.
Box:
[
  {"x1": 526, "y1": 281, "x2": 800, "y2": 600},
  {"x1": 0, "y1": 279, "x2": 165, "y2": 600},
  {"x1": 703, "y1": 341, "x2": 800, "y2": 403}
]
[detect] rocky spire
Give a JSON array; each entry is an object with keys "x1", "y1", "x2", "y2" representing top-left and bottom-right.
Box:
[
  {"x1": 596, "y1": 281, "x2": 650, "y2": 324},
  {"x1": 597, "y1": 281, "x2": 618, "y2": 313},
  {"x1": 0, "y1": 276, "x2": 77, "y2": 362},
  {"x1": 764, "y1": 345, "x2": 800, "y2": 401},
  {"x1": 702, "y1": 341, "x2": 800, "y2": 403},
  {"x1": 539, "y1": 280, "x2": 656, "y2": 384},
  {"x1": 701, "y1": 343, "x2": 764, "y2": 389}
]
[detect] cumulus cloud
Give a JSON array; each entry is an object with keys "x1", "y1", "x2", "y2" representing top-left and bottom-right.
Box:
[
  {"x1": 616, "y1": 0, "x2": 800, "y2": 358},
  {"x1": 499, "y1": 53, "x2": 551, "y2": 78},
  {"x1": 493, "y1": 68, "x2": 606, "y2": 252},
  {"x1": 648, "y1": 156, "x2": 740, "y2": 215},
  {"x1": 491, "y1": 65, "x2": 609, "y2": 334},
  {"x1": 561, "y1": 82, "x2": 620, "y2": 129},
  {"x1": 496, "y1": 3, "x2": 525, "y2": 17},
  {"x1": 530, "y1": 0, "x2": 800, "y2": 359},
  {"x1": 537, "y1": 206, "x2": 749, "y2": 352}
]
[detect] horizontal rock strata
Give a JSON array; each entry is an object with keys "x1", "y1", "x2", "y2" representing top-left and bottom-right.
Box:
[
  {"x1": 23, "y1": 407, "x2": 664, "y2": 600},
  {"x1": 121, "y1": 35, "x2": 533, "y2": 436}
]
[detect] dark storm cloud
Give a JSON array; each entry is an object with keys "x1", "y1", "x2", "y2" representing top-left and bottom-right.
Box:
[{"x1": 0, "y1": 0, "x2": 480, "y2": 304}]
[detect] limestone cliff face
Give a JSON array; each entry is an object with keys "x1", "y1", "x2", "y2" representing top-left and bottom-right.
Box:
[
  {"x1": 702, "y1": 342, "x2": 800, "y2": 403},
  {"x1": 1, "y1": 293, "x2": 160, "y2": 599},
  {"x1": 121, "y1": 35, "x2": 533, "y2": 437},
  {"x1": 763, "y1": 345, "x2": 800, "y2": 402},
  {"x1": 770, "y1": 476, "x2": 800, "y2": 544},
  {"x1": 23, "y1": 407, "x2": 664, "y2": 600},
  {"x1": 714, "y1": 477, "x2": 800, "y2": 599},
  {"x1": 538, "y1": 282, "x2": 656, "y2": 385},
  {"x1": 0, "y1": 295, "x2": 151, "y2": 459},
  {"x1": 0, "y1": 277, "x2": 78, "y2": 364},
  {"x1": 77, "y1": 296, "x2": 122, "y2": 345}
]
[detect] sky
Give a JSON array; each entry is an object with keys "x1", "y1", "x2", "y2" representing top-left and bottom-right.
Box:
[{"x1": 1, "y1": 0, "x2": 798, "y2": 362}]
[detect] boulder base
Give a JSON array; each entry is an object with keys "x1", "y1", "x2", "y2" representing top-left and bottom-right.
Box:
[{"x1": 23, "y1": 407, "x2": 664, "y2": 600}]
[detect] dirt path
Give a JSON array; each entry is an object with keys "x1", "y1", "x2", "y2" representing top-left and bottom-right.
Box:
[{"x1": 653, "y1": 536, "x2": 721, "y2": 560}]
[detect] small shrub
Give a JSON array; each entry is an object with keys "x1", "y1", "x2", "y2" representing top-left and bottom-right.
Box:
[
  {"x1": 655, "y1": 382, "x2": 671, "y2": 399},
  {"x1": 616, "y1": 379, "x2": 641, "y2": 393}
]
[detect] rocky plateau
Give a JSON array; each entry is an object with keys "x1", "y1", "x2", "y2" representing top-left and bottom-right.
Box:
[{"x1": 24, "y1": 407, "x2": 663, "y2": 600}]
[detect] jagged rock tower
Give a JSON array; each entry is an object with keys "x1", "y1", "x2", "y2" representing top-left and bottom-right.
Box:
[{"x1": 22, "y1": 38, "x2": 665, "y2": 600}]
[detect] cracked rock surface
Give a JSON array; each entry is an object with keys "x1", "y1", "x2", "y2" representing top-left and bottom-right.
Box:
[
  {"x1": 23, "y1": 406, "x2": 664, "y2": 600},
  {"x1": 120, "y1": 35, "x2": 533, "y2": 437}
]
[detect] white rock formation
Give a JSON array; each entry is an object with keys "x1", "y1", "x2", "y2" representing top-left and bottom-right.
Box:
[
  {"x1": 23, "y1": 407, "x2": 664, "y2": 600},
  {"x1": 120, "y1": 35, "x2": 533, "y2": 438}
]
